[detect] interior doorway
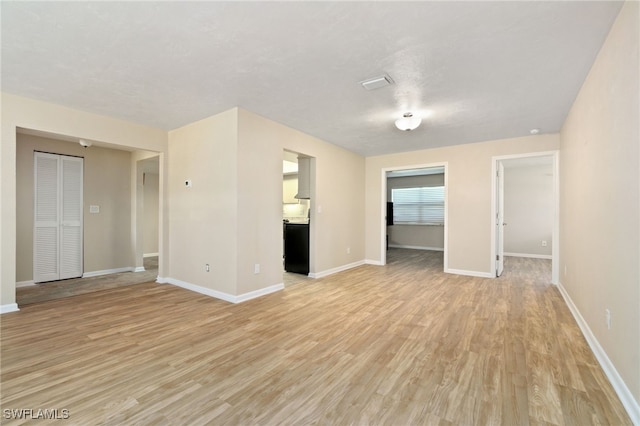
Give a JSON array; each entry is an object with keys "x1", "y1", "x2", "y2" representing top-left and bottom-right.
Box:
[
  {"x1": 493, "y1": 152, "x2": 559, "y2": 283},
  {"x1": 381, "y1": 163, "x2": 448, "y2": 269},
  {"x1": 138, "y1": 156, "x2": 160, "y2": 272},
  {"x1": 282, "y1": 149, "x2": 314, "y2": 286}
]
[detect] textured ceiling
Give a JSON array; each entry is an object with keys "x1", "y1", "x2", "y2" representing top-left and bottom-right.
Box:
[{"x1": 1, "y1": 1, "x2": 623, "y2": 156}]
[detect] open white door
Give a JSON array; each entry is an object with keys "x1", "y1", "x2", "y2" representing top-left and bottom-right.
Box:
[
  {"x1": 34, "y1": 152, "x2": 83, "y2": 283},
  {"x1": 496, "y1": 162, "x2": 505, "y2": 277}
]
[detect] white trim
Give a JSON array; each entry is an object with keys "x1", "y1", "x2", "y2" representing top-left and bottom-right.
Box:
[
  {"x1": 156, "y1": 276, "x2": 168, "y2": 284},
  {"x1": 491, "y1": 151, "x2": 559, "y2": 283},
  {"x1": 558, "y1": 282, "x2": 640, "y2": 424},
  {"x1": 444, "y1": 268, "x2": 494, "y2": 278},
  {"x1": 309, "y1": 260, "x2": 365, "y2": 279},
  {"x1": 504, "y1": 252, "x2": 552, "y2": 260},
  {"x1": 365, "y1": 259, "x2": 384, "y2": 266},
  {"x1": 235, "y1": 284, "x2": 285, "y2": 303},
  {"x1": 388, "y1": 244, "x2": 444, "y2": 252},
  {"x1": 143, "y1": 253, "x2": 159, "y2": 258},
  {"x1": 25, "y1": 266, "x2": 142, "y2": 284},
  {"x1": 164, "y1": 277, "x2": 284, "y2": 304},
  {"x1": 82, "y1": 267, "x2": 134, "y2": 278},
  {"x1": 1, "y1": 304, "x2": 20, "y2": 314}
]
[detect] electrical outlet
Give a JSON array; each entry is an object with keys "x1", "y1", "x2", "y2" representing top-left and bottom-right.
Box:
[
  {"x1": 564, "y1": 265, "x2": 567, "y2": 276},
  {"x1": 205, "y1": 264, "x2": 210, "y2": 272},
  {"x1": 541, "y1": 240, "x2": 547, "y2": 247},
  {"x1": 347, "y1": 247, "x2": 351, "y2": 254},
  {"x1": 605, "y1": 309, "x2": 611, "y2": 330},
  {"x1": 254, "y1": 264, "x2": 260, "y2": 274}
]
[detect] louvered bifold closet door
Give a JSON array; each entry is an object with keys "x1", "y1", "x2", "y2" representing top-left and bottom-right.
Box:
[
  {"x1": 60, "y1": 156, "x2": 83, "y2": 280},
  {"x1": 34, "y1": 153, "x2": 61, "y2": 283},
  {"x1": 34, "y1": 152, "x2": 83, "y2": 283}
]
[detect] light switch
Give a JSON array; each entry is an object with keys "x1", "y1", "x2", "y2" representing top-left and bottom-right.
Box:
[{"x1": 89, "y1": 205, "x2": 100, "y2": 214}]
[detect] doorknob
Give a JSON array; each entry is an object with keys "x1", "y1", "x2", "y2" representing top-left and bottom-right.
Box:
[{"x1": 503, "y1": 222, "x2": 507, "y2": 226}]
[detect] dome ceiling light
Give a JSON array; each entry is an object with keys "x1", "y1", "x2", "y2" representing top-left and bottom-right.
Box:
[{"x1": 395, "y1": 112, "x2": 421, "y2": 131}]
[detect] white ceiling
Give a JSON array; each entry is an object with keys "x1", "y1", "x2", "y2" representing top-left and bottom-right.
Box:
[{"x1": 1, "y1": 1, "x2": 623, "y2": 156}]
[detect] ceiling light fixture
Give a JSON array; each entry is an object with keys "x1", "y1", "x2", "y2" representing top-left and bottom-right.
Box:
[
  {"x1": 395, "y1": 112, "x2": 421, "y2": 131},
  {"x1": 530, "y1": 128, "x2": 540, "y2": 135},
  {"x1": 79, "y1": 139, "x2": 92, "y2": 148}
]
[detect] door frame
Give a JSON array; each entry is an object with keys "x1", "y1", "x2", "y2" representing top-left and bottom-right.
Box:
[
  {"x1": 490, "y1": 151, "x2": 559, "y2": 283},
  {"x1": 496, "y1": 161, "x2": 505, "y2": 277},
  {"x1": 380, "y1": 162, "x2": 449, "y2": 268}
]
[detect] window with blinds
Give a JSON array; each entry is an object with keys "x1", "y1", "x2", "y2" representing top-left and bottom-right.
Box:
[{"x1": 391, "y1": 186, "x2": 445, "y2": 225}]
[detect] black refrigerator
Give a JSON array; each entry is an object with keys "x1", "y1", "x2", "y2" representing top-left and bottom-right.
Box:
[{"x1": 284, "y1": 223, "x2": 309, "y2": 275}]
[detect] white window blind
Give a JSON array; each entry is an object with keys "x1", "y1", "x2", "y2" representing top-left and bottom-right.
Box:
[{"x1": 391, "y1": 186, "x2": 445, "y2": 225}]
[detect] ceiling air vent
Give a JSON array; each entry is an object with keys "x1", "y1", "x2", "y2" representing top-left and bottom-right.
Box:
[{"x1": 359, "y1": 74, "x2": 394, "y2": 91}]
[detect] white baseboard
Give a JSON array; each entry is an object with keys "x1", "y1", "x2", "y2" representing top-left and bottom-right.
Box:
[
  {"x1": 19, "y1": 267, "x2": 143, "y2": 285},
  {"x1": 83, "y1": 267, "x2": 134, "y2": 278},
  {"x1": 505, "y1": 252, "x2": 552, "y2": 260},
  {"x1": 1, "y1": 304, "x2": 20, "y2": 314},
  {"x1": 163, "y1": 277, "x2": 284, "y2": 304},
  {"x1": 309, "y1": 260, "x2": 365, "y2": 279},
  {"x1": 143, "y1": 253, "x2": 159, "y2": 258},
  {"x1": 388, "y1": 244, "x2": 444, "y2": 252},
  {"x1": 235, "y1": 284, "x2": 285, "y2": 303},
  {"x1": 444, "y1": 268, "x2": 494, "y2": 278},
  {"x1": 557, "y1": 281, "x2": 640, "y2": 424},
  {"x1": 365, "y1": 259, "x2": 384, "y2": 266}
]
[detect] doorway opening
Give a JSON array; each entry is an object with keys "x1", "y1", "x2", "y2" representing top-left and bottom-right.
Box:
[
  {"x1": 492, "y1": 152, "x2": 559, "y2": 283},
  {"x1": 136, "y1": 155, "x2": 160, "y2": 276},
  {"x1": 381, "y1": 163, "x2": 448, "y2": 269},
  {"x1": 282, "y1": 149, "x2": 315, "y2": 286}
]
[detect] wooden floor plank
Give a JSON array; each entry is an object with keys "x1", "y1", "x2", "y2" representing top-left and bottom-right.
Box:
[{"x1": 1, "y1": 250, "x2": 632, "y2": 425}]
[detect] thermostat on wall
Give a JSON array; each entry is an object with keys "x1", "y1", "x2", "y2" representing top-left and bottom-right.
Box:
[
  {"x1": 185, "y1": 180, "x2": 192, "y2": 187},
  {"x1": 89, "y1": 205, "x2": 100, "y2": 214}
]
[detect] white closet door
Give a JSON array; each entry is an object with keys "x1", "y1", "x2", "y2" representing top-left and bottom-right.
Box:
[
  {"x1": 60, "y1": 156, "x2": 83, "y2": 279},
  {"x1": 34, "y1": 152, "x2": 83, "y2": 283},
  {"x1": 34, "y1": 153, "x2": 61, "y2": 283}
]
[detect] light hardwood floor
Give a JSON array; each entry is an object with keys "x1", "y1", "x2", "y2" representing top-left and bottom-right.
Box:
[
  {"x1": 15, "y1": 257, "x2": 159, "y2": 306},
  {"x1": 1, "y1": 249, "x2": 631, "y2": 425}
]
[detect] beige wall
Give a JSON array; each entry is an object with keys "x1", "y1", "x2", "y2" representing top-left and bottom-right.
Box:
[
  {"x1": 1, "y1": 93, "x2": 167, "y2": 308},
  {"x1": 143, "y1": 172, "x2": 159, "y2": 255},
  {"x1": 238, "y1": 108, "x2": 365, "y2": 285},
  {"x1": 239, "y1": 109, "x2": 366, "y2": 278},
  {"x1": 167, "y1": 109, "x2": 239, "y2": 295},
  {"x1": 365, "y1": 134, "x2": 559, "y2": 275},
  {"x1": 166, "y1": 108, "x2": 365, "y2": 297},
  {"x1": 387, "y1": 174, "x2": 445, "y2": 250},
  {"x1": 560, "y1": 0, "x2": 639, "y2": 409},
  {"x1": 16, "y1": 134, "x2": 133, "y2": 282},
  {"x1": 504, "y1": 165, "x2": 553, "y2": 257}
]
